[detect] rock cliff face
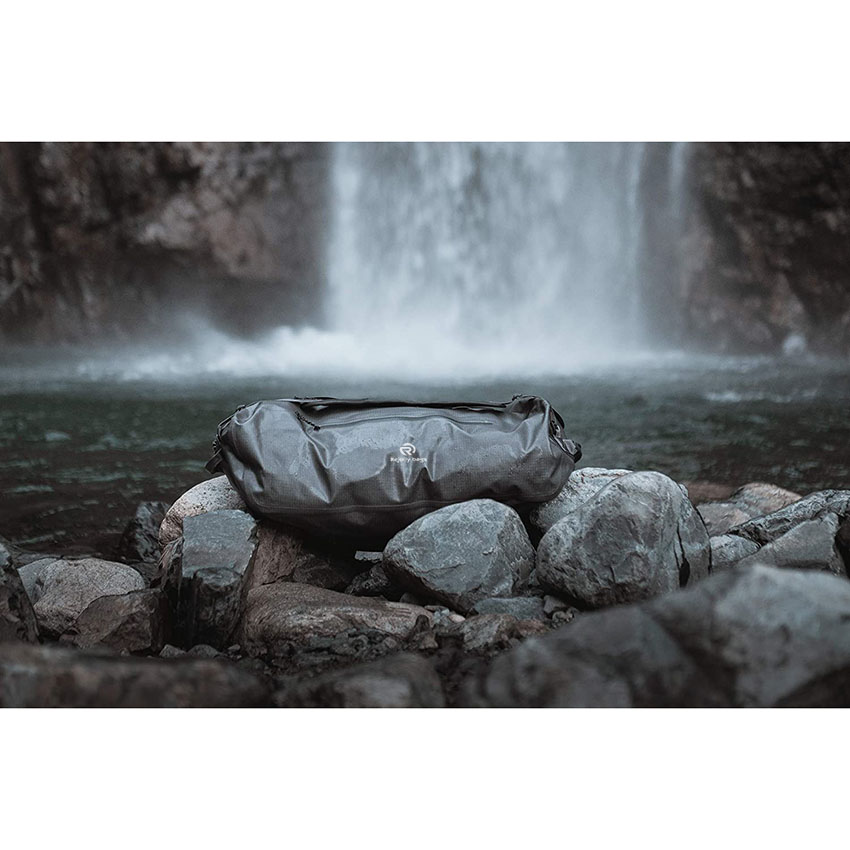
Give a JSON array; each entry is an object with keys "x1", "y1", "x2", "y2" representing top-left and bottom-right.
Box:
[
  {"x1": 0, "y1": 142, "x2": 327, "y2": 342},
  {"x1": 1, "y1": 142, "x2": 849, "y2": 353},
  {"x1": 676, "y1": 142, "x2": 850, "y2": 354}
]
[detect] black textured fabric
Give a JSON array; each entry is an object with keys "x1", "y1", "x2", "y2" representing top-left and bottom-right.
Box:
[{"x1": 207, "y1": 395, "x2": 581, "y2": 545}]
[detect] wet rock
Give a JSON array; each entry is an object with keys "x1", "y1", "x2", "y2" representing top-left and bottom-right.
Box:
[
  {"x1": 467, "y1": 564, "x2": 850, "y2": 707},
  {"x1": 698, "y1": 482, "x2": 801, "y2": 535},
  {"x1": 0, "y1": 644, "x2": 269, "y2": 707},
  {"x1": 529, "y1": 467, "x2": 631, "y2": 535},
  {"x1": 116, "y1": 500, "x2": 169, "y2": 564},
  {"x1": 537, "y1": 471, "x2": 710, "y2": 608},
  {"x1": 276, "y1": 652, "x2": 445, "y2": 708},
  {"x1": 178, "y1": 510, "x2": 259, "y2": 649},
  {"x1": 344, "y1": 562, "x2": 402, "y2": 599},
  {"x1": 736, "y1": 514, "x2": 845, "y2": 575},
  {"x1": 383, "y1": 499, "x2": 535, "y2": 614},
  {"x1": 239, "y1": 582, "x2": 431, "y2": 656},
  {"x1": 461, "y1": 613, "x2": 519, "y2": 651},
  {"x1": 159, "y1": 476, "x2": 247, "y2": 546},
  {"x1": 17, "y1": 557, "x2": 145, "y2": 638},
  {"x1": 0, "y1": 560, "x2": 39, "y2": 643},
  {"x1": 730, "y1": 490, "x2": 850, "y2": 546},
  {"x1": 0, "y1": 540, "x2": 11, "y2": 570},
  {"x1": 710, "y1": 534, "x2": 760, "y2": 572},
  {"x1": 159, "y1": 644, "x2": 186, "y2": 658},
  {"x1": 63, "y1": 589, "x2": 169, "y2": 654},
  {"x1": 471, "y1": 596, "x2": 545, "y2": 620}
]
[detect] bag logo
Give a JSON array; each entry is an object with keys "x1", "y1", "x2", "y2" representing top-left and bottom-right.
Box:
[{"x1": 390, "y1": 443, "x2": 427, "y2": 464}]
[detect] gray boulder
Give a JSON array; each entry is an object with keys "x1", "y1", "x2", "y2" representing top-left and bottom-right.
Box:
[
  {"x1": 0, "y1": 644, "x2": 269, "y2": 707},
  {"x1": 0, "y1": 560, "x2": 39, "y2": 643},
  {"x1": 177, "y1": 510, "x2": 259, "y2": 649},
  {"x1": 159, "y1": 476, "x2": 247, "y2": 546},
  {"x1": 537, "y1": 471, "x2": 710, "y2": 608},
  {"x1": 17, "y1": 557, "x2": 145, "y2": 638},
  {"x1": 275, "y1": 652, "x2": 445, "y2": 708},
  {"x1": 697, "y1": 482, "x2": 801, "y2": 535},
  {"x1": 529, "y1": 467, "x2": 631, "y2": 535},
  {"x1": 117, "y1": 500, "x2": 169, "y2": 564},
  {"x1": 467, "y1": 564, "x2": 850, "y2": 707},
  {"x1": 736, "y1": 514, "x2": 845, "y2": 575},
  {"x1": 710, "y1": 534, "x2": 760, "y2": 572},
  {"x1": 383, "y1": 499, "x2": 535, "y2": 614},
  {"x1": 239, "y1": 582, "x2": 431, "y2": 656},
  {"x1": 62, "y1": 589, "x2": 169, "y2": 654},
  {"x1": 730, "y1": 490, "x2": 850, "y2": 546}
]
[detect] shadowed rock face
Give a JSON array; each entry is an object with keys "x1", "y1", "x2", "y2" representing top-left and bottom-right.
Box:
[{"x1": 0, "y1": 142, "x2": 328, "y2": 343}]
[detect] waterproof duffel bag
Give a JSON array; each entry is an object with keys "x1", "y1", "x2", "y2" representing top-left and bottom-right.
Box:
[{"x1": 206, "y1": 395, "x2": 581, "y2": 544}]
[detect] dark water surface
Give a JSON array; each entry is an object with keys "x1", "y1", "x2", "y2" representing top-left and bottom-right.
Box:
[{"x1": 1, "y1": 356, "x2": 849, "y2": 557}]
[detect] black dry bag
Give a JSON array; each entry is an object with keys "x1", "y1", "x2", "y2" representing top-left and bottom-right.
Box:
[{"x1": 206, "y1": 395, "x2": 581, "y2": 545}]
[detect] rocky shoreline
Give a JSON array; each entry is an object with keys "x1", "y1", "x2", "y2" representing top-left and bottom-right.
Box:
[{"x1": 2, "y1": 468, "x2": 850, "y2": 707}]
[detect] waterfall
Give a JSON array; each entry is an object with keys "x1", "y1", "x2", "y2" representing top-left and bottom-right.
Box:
[
  {"x1": 77, "y1": 143, "x2": 693, "y2": 381},
  {"x1": 325, "y1": 142, "x2": 653, "y2": 376}
]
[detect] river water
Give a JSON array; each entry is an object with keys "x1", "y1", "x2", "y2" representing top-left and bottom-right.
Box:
[{"x1": 1, "y1": 354, "x2": 848, "y2": 557}]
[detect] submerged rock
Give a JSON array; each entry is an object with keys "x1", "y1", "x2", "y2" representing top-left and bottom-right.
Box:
[
  {"x1": 467, "y1": 564, "x2": 850, "y2": 707},
  {"x1": 17, "y1": 557, "x2": 145, "y2": 638},
  {"x1": 63, "y1": 589, "x2": 169, "y2": 654},
  {"x1": 159, "y1": 476, "x2": 246, "y2": 546},
  {"x1": 529, "y1": 467, "x2": 631, "y2": 536},
  {"x1": 276, "y1": 652, "x2": 445, "y2": 708},
  {"x1": 0, "y1": 560, "x2": 39, "y2": 643},
  {"x1": 0, "y1": 644, "x2": 269, "y2": 707},
  {"x1": 736, "y1": 514, "x2": 845, "y2": 575},
  {"x1": 117, "y1": 500, "x2": 169, "y2": 564},
  {"x1": 239, "y1": 582, "x2": 431, "y2": 656},
  {"x1": 536, "y1": 471, "x2": 710, "y2": 608},
  {"x1": 383, "y1": 499, "x2": 535, "y2": 614}
]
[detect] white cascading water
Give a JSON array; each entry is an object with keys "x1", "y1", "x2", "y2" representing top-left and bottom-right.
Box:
[{"x1": 325, "y1": 142, "x2": 650, "y2": 378}]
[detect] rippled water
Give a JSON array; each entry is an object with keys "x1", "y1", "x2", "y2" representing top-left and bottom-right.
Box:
[{"x1": 1, "y1": 354, "x2": 848, "y2": 557}]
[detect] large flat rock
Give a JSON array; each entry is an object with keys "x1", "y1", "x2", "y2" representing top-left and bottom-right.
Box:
[{"x1": 239, "y1": 582, "x2": 431, "y2": 655}]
